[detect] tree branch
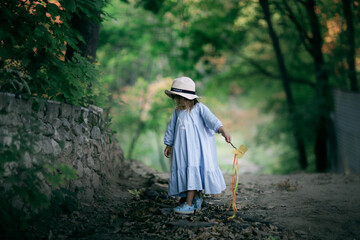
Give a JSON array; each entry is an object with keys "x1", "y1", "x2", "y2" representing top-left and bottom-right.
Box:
[
  {"x1": 281, "y1": 0, "x2": 314, "y2": 56},
  {"x1": 241, "y1": 55, "x2": 280, "y2": 79},
  {"x1": 240, "y1": 55, "x2": 316, "y2": 88}
]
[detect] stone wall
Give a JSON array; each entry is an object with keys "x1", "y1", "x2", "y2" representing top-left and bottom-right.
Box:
[{"x1": 0, "y1": 92, "x2": 124, "y2": 201}]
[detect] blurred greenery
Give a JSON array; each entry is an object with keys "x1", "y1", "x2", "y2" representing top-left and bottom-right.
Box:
[
  {"x1": 1, "y1": 0, "x2": 358, "y2": 175},
  {"x1": 97, "y1": 0, "x2": 359, "y2": 174}
]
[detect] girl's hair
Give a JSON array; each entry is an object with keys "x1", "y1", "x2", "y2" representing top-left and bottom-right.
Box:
[{"x1": 172, "y1": 95, "x2": 199, "y2": 111}]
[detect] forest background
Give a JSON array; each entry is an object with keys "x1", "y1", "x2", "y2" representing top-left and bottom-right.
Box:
[
  {"x1": 97, "y1": 0, "x2": 359, "y2": 174},
  {"x1": 1, "y1": 0, "x2": 359, "y2": 175}
]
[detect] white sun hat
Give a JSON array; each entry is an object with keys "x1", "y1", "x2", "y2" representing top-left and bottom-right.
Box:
[{"x1": 165, "y1": 76, "x2": 200, "y2": 100}]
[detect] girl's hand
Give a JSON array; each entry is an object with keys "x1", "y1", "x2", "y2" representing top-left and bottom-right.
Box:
[
  {"x1": 164, "y1": 145, "x2": 172, "y2": 158},
  {"x1": 218, "y1": 126, "x2": 231, "y2": 143}
]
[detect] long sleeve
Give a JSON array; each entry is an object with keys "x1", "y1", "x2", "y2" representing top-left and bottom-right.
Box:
[
  {"x1": 200, "y1": 103, "x2": 223, "y2": 133},
  {"x1": 164, "y1": 110, "x2": 177, "y2": 146}
]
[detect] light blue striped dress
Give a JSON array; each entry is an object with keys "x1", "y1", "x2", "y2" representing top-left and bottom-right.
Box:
[{"x1": 164, "y1": 102, "x2": 226, "y2": 197}]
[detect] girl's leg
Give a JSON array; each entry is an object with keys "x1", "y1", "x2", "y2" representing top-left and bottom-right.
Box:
[
  {"x1": 186, "y1": 190, "x2": 200, "y2": 206},
  {"x1": 186, "y1": 190, "x2": 195, "y2": 206},
  {"x1": 195, "y1": 191, "x2": 200, "y2": 198}
]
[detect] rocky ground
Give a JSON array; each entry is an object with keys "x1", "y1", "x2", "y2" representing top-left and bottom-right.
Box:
[{"x1": 27, "y1": 160, "x2": 360, "y2": 240}]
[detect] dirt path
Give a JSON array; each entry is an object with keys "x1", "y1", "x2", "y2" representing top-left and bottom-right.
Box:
[
  {"x1": 222, "y1": 174, "x2": 360, "y2": 240},
  {"x1": 29, "y1": 160, "x2": 360, "y2": 240}
]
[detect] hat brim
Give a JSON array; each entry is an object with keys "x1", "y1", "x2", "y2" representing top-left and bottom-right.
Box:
[{"x1": 165, "y1": 90, "x2": 200, "y2": 100}]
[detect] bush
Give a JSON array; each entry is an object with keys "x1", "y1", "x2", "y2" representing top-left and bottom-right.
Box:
[{"x1": 0, "y1": 0, "x2": 107, "y2": 107}]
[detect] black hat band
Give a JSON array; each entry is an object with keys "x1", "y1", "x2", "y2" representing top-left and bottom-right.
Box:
[{"x1": 171, "y1": 88, "x2": 196, "y2": 95}]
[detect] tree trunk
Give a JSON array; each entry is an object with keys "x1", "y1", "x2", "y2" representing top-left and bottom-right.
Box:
[
  {"x1": 259, "y1": 0, "x2": 308, "y2": 169},
  {"x1": 65, "y1": 12, "x2": 100, "y2": 62},
  {"x1": 304, "y1": 0, "x2": 330, "y2": 172},
  {"x1": 342, "y1": 0, "x2": 358, "y2": 92},
  {"x1": 127, "y1": 120, "x2": 145, "y2": 160}
]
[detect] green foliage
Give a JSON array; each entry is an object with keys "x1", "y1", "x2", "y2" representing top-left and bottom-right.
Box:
[
  {"x1": 98, "y1": 0, "x2": 174, "y2": 88},
  {"x1": 128, "y1": 189, "x2": 143, "y2": 200},
  {"x1": 0, "y1": 116, "x2": 77, "y2": 235},
  {"x1": 97, "y1": 0, "x2": 359, "y2": 174},
  {"x1": 110, "y1": 77, "x2": 173, "y2": 170},
  {"x1": 0, "y1": 0, "x2": 108, "y2": 107}
]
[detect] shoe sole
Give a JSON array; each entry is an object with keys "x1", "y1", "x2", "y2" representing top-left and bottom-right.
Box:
[{"x1": 174, "y1": 210, "x2": 194, "y2": 214}]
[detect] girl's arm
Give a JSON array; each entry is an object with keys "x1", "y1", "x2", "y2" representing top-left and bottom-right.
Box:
[
  {"x1": 164, "y1": 110, "x2": 177, "y2": 146},
  {"x1": 200, "y1": 103, "x2": 223, "y2": 133},
  {"x1": 200, "y1": 103, "x2": 231, "y2": 143},
  {"x1": 218, "y1": 126, "x2": 231, "y2": 143},
  {"x1": 164, "y1": 145, "x2": 172, "y2": 158}
]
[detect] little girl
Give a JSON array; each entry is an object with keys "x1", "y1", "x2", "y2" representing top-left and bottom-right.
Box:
[{"x1": 163, "y1": 76, "x2": 231, "y2": 214}]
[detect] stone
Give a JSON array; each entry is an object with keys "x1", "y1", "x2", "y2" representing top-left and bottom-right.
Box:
[
  {"x1": 99, "y1": 153, "x2": 106, "y2": 162},
  {"x1": 80, "y1": 123, "x2": 87, "y2": 134},
  {"x1": 100, "y1": 135, "x2": 106, "y2": 146},
  {"x1": 63, "y1": 141, "x2": 73, "y2": 156},
  {"x1": 103, "y1": 143, "x2": 109, "y2": 153},
  {"x1": 88, "y1": 112, "x2": 99, "y2": 126},
  {"x1": 76, "y1": 160, "x2": 84, "y2": 178},
  {"x1": 84, "y1": 135, "x2": 90, "y2": 143},
  {"x1": 3, "y1": 161, "x2": 18, "y2": 177},
  {"x1": 40, "y1": 138, "x2": 53, "y2": 155},
  {"x1": 37, "y1": 109, "x2": 45, "y2": 119},
  {"x1": 0, "y1": 94, "x2": 9, "y2": 111},
  {"x1": 87, "y1": 156, "x2": 95, "y2": 169},
  {"x1": 19, "y1": 114, "x2": 36, "y2": 129},
  {"x1": 23, "y1": 151, "x2": 32, "y2": 168},
  {"x1": 73, "y1": 124, "x2": 82, "y2": 136},
  {"x1": 0, "y1": 136, "x2": 12, "y2": 147},
  {"x1": 73, "y1": 106, "x2": 82, "y2": 122},
  {"x1": 91, "y1": 126, "x2": 101, "y2": 140},
  {"x1": 62, "y1": 119, "x2": 71, "y2": 131},
  {"x1": 60, "y1": 103, "x2": 73, "y2": 119},
  {"x1": 82, "y1": 145, "x2": 90, "y2": 156},
  {"x1": 74, "y1": 135, "x2": 84, "y2": 145},
  {"x1": 44, "y1": 102, "x2": 60, "y2": 123},
  {"x1": 0, "y1": 128, "x2": 9, "y2": 136},
  {"x1": 90, "y1": 140, "x2": 102, "y2": 154},
  {"x1": 51, "y1": 139, "x2": 61, "y2": 156},
  {"x1": 82, "y1": 109, "x2": 89, "y2": 124},
  {"x1": 6, "y1": 98, "x2": 32, "y2": 114},
  {"x1": 0, "y1": 113, "x2": 21, "y2": 127},
  {"x1": 57, "y1": 126, "x2": 71, "y2": 141},
  {"x1": 83, "y1": 167, "x2": 91, "y2": 177},
  {"x1": 52, "y1": 118, "x2": 62, "y2": 129},
  {"x1": 73, "y1": 179, "x2": 82, "y2": 188},
  {"x1": 5, "y1": 97, "x2": 19, "y2": 113},
  {"x1": 104, "y1": 135, "x2": 110, "y2": 144},
  {"x1": 88, "y1": 104, "x2": 103, "y2": 115},
  {"x1": 17, "y1": 99, "x2": 33, "y2": 115},
  {"x1": 35, "y1": 100, "x2": 46, "y2": 119},
  {"x1": 94, "y1": 157, "x2": 102, "y2": 171},
  {"x1": 53, "y1": 129, "x2": 61, "y2": 142},
  {"x1": 43, "y1": 123, "x2": 55, "y2": 136},
  {"x1": 75, "y1": 145, "x2": 84, "y2": 158},
  {"x1": 91, "y1": 173, "x2": 100, "y2": 188},
  {"x1": 33, "y1": 141, "x2": 42, "y2": 153}
]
